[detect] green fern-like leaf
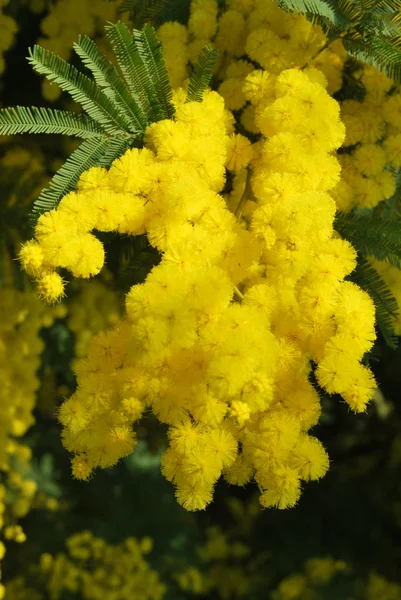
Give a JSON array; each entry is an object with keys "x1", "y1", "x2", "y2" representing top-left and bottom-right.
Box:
[
  {"x1": 31, "y1": 137, "x2": 115, "y2": 219},
  {"x1": 105, "y1": 22, "x2": 160, "y2": 123},
  {"x1": 119, "y1": 0, "x2": 190, "y2": 27},
  {"x1": 0, "y1": 106, "x2": 104, "y2": 137},
  {"x1": 27, "y1": 45, "x2": 132, "y2": 134},
  {"x1": 4, "y1": 25, "x2": 175, "y2": 225},
  {"x1": 133, "y1": 25, "x2": 175, "y2": 119},
  {"x1": 73, "y1": 34, "x2": 147, "y2": 131},
  {"x1": 278, "y1": 0, "x2": 344, "y2": 23},
  {"x1": 368, "y1": 36, "x2": 401, "y2": 80},
  {"x1": 349, "y1": 258, "x2": 399, "y2": 349},
  {"x1": 335, "y1": 211, "x2": 401, "y2": 270},
  {"x1": 119, "y1": 0, "x2": 168, "y2": 24},
  {"x1": 186, "y1": 45, "x2": 219, "y2": 103}
]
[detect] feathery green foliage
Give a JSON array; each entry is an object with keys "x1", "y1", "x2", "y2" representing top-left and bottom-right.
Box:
[
  {"x1": 336, "y1": 210, "x2": 401, "y2": 347},
  {"x1": 119, "y1": 0, "x2": 169, "y2": 24},
  {"x1": 105, "y1": 22, "x2": 164, "y2": 122},
  {"x1": 119, "y1": 0, "x2": 191, "y2": 27},
  {"x1": 335, "y1": 211, "x2": 401, "y2": 270},
  {"x1": 0, "y1": 23, "x2": 193, "y2": 221},
  {"x1": 32, "y1": 138, "x2": 113, "y2": 218},
  {"x1": 133, "y1": 25, "x2": 175, "y2": 119},
  {"x1": 278, "y1": 0, "x2": 401, "y2": 81},
  {"x1": 0, "y1": 107, "x2": 104, "y2": 138},
  {"x1": 277, "y1": 0, "x2": 345, "y2": 27},
  {"x1": 349, "y1": 258, "x2": 399, "y2": 349},
  {"x1": 27, "y1": 45, "x2": 133, "y2": 134},
  {"x1": 186, "y1": 45, "x2": 219, "y2": 103},
  {"x1": 73, "y1": 34, "x2": 148, "y2": 130}
]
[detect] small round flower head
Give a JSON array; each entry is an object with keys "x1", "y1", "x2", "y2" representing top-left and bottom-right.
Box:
[
  {"x1": 259, "y1": 466, "x2": 301, "y2": 509},
  {"x1": 77, "y1": 167, "x2": 109, "y2": 191},
  {"x1": 291, "y1": 435, "x2": 330, "y2": 481},
  {"x1": 68, "y1": 234, "x2": 105, "y2": 278},
  {"x1": 19, "y1": 240, "x2": 45, "y2": 277},
  {"x1": 218, "y1": 78, "x2": 247, "y2": 111},
  {"x1": 353, "y1": 143, "x2": 386, "y2": 176},
  {"x1": 36, "y1": 272, "x2": 65, "y2": 303},
  {"x1": 225, "y1": 134, "x2": 254, "y2": 172},
  {"x1": 71, "y1": 454, "x2": 92, "y2": 481}
]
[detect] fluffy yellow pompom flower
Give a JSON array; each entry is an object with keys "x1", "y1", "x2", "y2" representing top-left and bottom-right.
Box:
[
  {"x1": 291, "y1": 436, "x2": 330, "y2": 481},
  {"x1": 36, "y1": 272, "x2": 65, "y2": 302},
  {"x1": 68, "y1": 234, "x2": 105, "y2": 278},
  {"x1": 225, "y1": 134, "x2": 254, "y2": 172},
  {"x1": 260, "y1": 466, "x2": 301, "y2": 509},
  {"x1": 71, "y1": 455, "x2": 92, "y2": 481},
  {"x1": 19, "y1": 240, "x2": 45, "y2": 277}
]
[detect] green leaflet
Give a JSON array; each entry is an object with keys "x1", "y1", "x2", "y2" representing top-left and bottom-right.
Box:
[
  {"x1": 0, "y1": 107, "x2": 104, "y2": 138},
  {"x1": 349, "y1": 258, "x2": 399, "y2": 349},
  {"x1": 0, "y1": 22, "x2": 199, "y2": 221},
  {"x1": 27, "y1": 45, "x2": 133, "y2": 134},
  {"x1": 186, "y1": 45, "x2": 219, "y2": 103},
  {"x1": 105, "y1": 22, "x2": 162, "y2": 122},
  {"x1": 73, "y1": 34, "x2": 148, "y2": 131},
  {"x1": 133, "y1": 25, "x2": 175, "y2": 120},
  {"x1": 119, "y1": 0, "x2": 170, "y2": 25},
  {"x1": 336, "y1": 210, "x2": 401, "y2": 347},
  {"x1": 335, "y1": 211, "x2": 401, "y2": 270},
  {"x1": 277, "y1": 0, "x2": 346, "y2": 27},
  {"x1": 119, "y1": 0, "x2": 191, "y2": 27},
  {"x1": 30, "y1": 136, "x2": 134, "y2": 221},
  {"x1": 30, "y1": 137, "x2": 113, "y2": 220}
]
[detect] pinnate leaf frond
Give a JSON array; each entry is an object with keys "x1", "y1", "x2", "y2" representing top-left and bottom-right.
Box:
[
  {"x1": 27, "y1": 45, "x2": 132, "y2": 134},
  {"x1": 73, "y1": 34, "x2": 147, "y2": 132},
  {"x1": 0, "y1": 106, "x2": 104, "y2": 137},
  {"x1": 186, "y1": 45, "x2": 219, "y2": 103}
]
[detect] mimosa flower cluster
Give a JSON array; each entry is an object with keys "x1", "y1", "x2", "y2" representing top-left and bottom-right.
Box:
[
  {"x1": 0, "y1": 287, "x2": 65, "y2": 598},
  {"x1": 175, "y1": 523, "x2": 258, "y2": 598},
  {"x1": 271, "y1": 557, "x2": 348, "y2": 600},
  {"x1": 67, "y1": 275, "x2": 122, "y2": 364},
  {"x1": 20, "y1": 57, "x2": 378, "y2": 512},
  {"x1": 0, "y1": 288, "x2": 64, "y2": 460},
  {"x1": 332, "y1": 64, "x2": 401, "y2": 212},
  {"x1": 158, "y1": 0, "x2": 347, "y2": 104},
  {"x1": 5, "y1": 532, "x2": 165, "y2": 600}
]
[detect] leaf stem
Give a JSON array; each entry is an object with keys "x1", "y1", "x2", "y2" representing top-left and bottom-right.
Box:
[
  {"x1": 234, "y1": 286, "x2": 244, "y2": 300},
  {"x1": 234, "y1": 168, "x2": 252, "y2": 218}
]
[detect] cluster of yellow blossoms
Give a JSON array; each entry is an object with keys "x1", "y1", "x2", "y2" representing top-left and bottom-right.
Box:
[
  {"x1": 175, "y1": 524, "x2": 258, "y2": 598},
  {"x1": 67, "y1": 275, "x2": 122, "y2": 363},
  {"x1": 0, "y1": 287, "x2": 64, "y2": 597},
  {"x1": 271, "y1": 559, "x2": 401, "y2": 600},
  {"x1": 21, "y1": 57, "x2": 377, "y2": 512},
  {"x1": 0, "y1": 288, "x2": 64, "y2": 461},
  {"x1": 272, "y1": 557, "x2": 348, "y2": 600},
  {"x1": 158, "y1": 0, "x2": 400, "y2": 216},
  {"x1": 333, "y1": 64, "x2": 401, "y2": 212},
  {"x1": 5, "y1": 532, "x2": 165, "y2": 600},
  {"x1": 159, "y1": 0, "x2": 347, "y2": 102}
]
